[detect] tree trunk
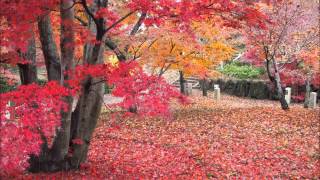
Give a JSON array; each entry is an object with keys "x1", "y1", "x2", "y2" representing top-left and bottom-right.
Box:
[
  {"x1": 304, "y1": 72, "x2": 312, "y2": 108},
  {"x1": 68, "y1": 0, "x2": 109, "y2": 169},
  {"x1": 179, "y1": 71, "x2": 185, "y2": 94},
  {"x1": 69, "y1": 76, "x2": 104, "y2": 167},
  {"x1": 38, "y1": 14, "x2": 61, "y2": 82},
  {"x1": 18, "y1": 33, "x2": 37, "y2": 85},
  {"x1": 271, "y1": 58, "x2": 289, "y2": 110},
  {"x1": 29, "y1": 11, "x2": 62, "y2": 172},
  {"x1": 50, "y1": 0, "x2": 75, "y2": 165},
  {"x1": 29, "y1": 0, "x2": 119, "y2": 172},
  {"x1": 69, "y1": 31, "x2": 106, "y2": 167},
  {"x1": 202, "y1": 78, "x2": 208, "y2": 96},
  {"x1": 29, "y1": 0, "x2": 77, "y2": 172}
]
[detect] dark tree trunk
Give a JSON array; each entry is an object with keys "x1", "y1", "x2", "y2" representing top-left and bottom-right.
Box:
[
  {"x1": 201, "y1": 78, "x2": 208, "y2": 96},
  {"x1": 50, "y1": 0, "x2": 75, "y2": 166},
  {"x1": 38, "y1": 14, "x2": 61, "y2": 82},
  {"x1": 68, "y1": 0, "x2": 109, "y2": 169},
  {"x1": 179, "y1": 71, "x2": 185, "y2": 94},
  {"x1": 29, "y1": 0, "x2": 139, "y2": 173},
  {"x1": 304, "y1": 72, "x2": 312, "y2": 108},
  {"x1": 264, "y1": 46, "x2": 288, "y2": 110},
  {"x1": 18, "y1": 33, "x2": 37, "y2": 85},
  {"x1": 30, "y1": 11, "x2": 63, "y2": 173},
  {"x1": 29, "y1": 0, "x2": 77, "y2": 172},
  {"x1": 271, "y1": 58, "x2": 289, "y2": 110},
  {"x1": 69, "y1": 76, "x2": 104, "y2": 167},
  {"x1": 69, "y1": 30, "x2": 106, "y2": 168},
  {"x1": 274, "y1": 72, "x2": 289, "y2": 110}
]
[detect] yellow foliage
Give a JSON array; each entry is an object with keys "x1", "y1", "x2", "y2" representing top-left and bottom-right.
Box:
[
  {"x1": 105, "y1": 55, "x2": 119, "y2": 66},
  {"x1": 130, "y1": 20, "x2": 236, "y2": 78}
]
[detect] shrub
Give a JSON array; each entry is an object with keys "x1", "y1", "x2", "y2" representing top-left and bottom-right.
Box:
[
  {"x1": 37, "y1": 79, "x2": 47, "y2": 86},
  {"x1": 219, "y1": 61, "x2": 265, "y2": 79},
  {"x1": 0, "y1": 77, "x2": 17, "y2": 93}
]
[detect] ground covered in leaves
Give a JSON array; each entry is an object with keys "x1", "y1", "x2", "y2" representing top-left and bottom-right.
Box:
[{"x1": 22, "y1": 94, "x2": 319, "y2": 179}]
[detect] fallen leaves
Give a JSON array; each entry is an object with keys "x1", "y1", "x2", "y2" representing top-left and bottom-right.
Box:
[{"x1": 19, "y1": 94, "x2": 319, "y2": 179}]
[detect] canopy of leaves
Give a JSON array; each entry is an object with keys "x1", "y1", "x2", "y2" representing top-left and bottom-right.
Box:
[{"x1": 0, "y1": 0, "x2": 281, "y2": 176}]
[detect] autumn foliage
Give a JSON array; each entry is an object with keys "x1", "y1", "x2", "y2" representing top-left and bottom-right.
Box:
[
  {"x1": 19, "y1": 96, "x2": 320, "y2": 179},
  {"x1": 0, "y1": 0, "x2": 317, "y2": 178},
  {"x1": 0, "y1": 82, "x2": 68, "y2": 174}
]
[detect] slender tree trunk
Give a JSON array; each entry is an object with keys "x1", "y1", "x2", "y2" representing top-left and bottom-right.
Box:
[
  {"x1": 271, "y1": 58, "x2": 289, "y2": 110},
  {"x1": 179, "y1": 71, "x2": 185, "y2": 94},
  {"x1": 18, "y1": 33, "x2": 37, "y2": 85},
  {"x1": 304, "y1": 72, "x2": 312, "y2": 108},
  {"x1": 202, "y1": 78, "x2": 208, "y2": 96}
]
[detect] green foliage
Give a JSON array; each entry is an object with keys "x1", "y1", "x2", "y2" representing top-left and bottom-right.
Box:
[
  {"x1": 37, "y1": 79, "x2": 47, "y2": 86},
  {"x1": 0, "y1": 77, "x2": 16, "y2": 93},
  {"x1": 104, "y1": 84, "x2": 113, "y2": 94},
  {"x1": 219, "y1": 61, "x2": 265, "y2": 79}
]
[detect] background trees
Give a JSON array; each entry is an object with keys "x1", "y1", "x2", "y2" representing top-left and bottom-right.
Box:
[{"x1": 244, "y1": 0, "x2": 319, "y2": 109}]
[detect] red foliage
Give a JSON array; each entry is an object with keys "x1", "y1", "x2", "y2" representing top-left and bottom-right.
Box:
[
  {"x1": 108, "y1": 62, "x2": 187, "y2": 117},
  {"x1": 0, "y1": 0, "x2": 59, "y2": 52},
  {"x1": 291, "y1": 95, "x2": 305, "y2": 102},
  {"x1": 0, "y1": 0, "x2": 276, "y2": 176},
  {"x1": 0, "y1": 61, "x2": 187, "y2": 175},
  {"x1": 68, "y1": 61, "x2": 187, "y2": 117},
  {"x1": 280, "y1": 69, "x2": 306, "y2": 87},
  {"x1": 127, "y1": 0, "x2": 268, "y2": 31},
  {"x1": 18, "y1": 97, "x2": 320, "y2": 179},
  {"x1": 0, "y1": 82, "x2": 69, "y2": 176}
]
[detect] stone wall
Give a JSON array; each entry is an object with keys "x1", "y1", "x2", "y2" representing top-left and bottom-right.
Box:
[
  {"x1": 208, "y1": 78, "x2": 320, "y2": 101},
  {"x1": 208, "y1": 79, "x2": 276, "y2": 100}
]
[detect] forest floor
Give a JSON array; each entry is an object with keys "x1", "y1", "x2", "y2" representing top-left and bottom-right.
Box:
[{"x1": 21, "y1": 92, "x2": 319, "y2": 179}]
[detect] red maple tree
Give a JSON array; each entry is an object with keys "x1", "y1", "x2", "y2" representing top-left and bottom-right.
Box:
[{"x1": 0, "y1": 0, "x2": 270, "y2": 176}]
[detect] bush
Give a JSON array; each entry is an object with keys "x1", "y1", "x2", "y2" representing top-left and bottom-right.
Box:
[
  {"x1": 219, "y1": 61, "x2": 265, "y2": 79},
  {"x1": 37, "y1": 79, "x2": 47, "y2": 86},
  {"x1": 0, "y1": 77, "x2": 17, "y2": 93}
]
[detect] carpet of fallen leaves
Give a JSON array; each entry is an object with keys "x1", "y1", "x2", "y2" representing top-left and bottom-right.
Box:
[{"x1": 21, "y1": 93, "x2": 319, "y2": 179}]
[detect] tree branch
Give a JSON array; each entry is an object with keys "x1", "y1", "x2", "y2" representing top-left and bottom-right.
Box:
[
  {"x1": 81, "y1": 0, "x2": 99, "y2": 26},
  {"x1": 105, "y1": 38, "x2": 127, "y2": 62},
  {"x1": 75, "y1": 15, "x2": 88, "y2": 26},
  {"x1": 105, "y1": 10, "x2": 136, "y2": 33},
  {"x1": 130, "y1": 12, "x2": 146, "y2": 35}
]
